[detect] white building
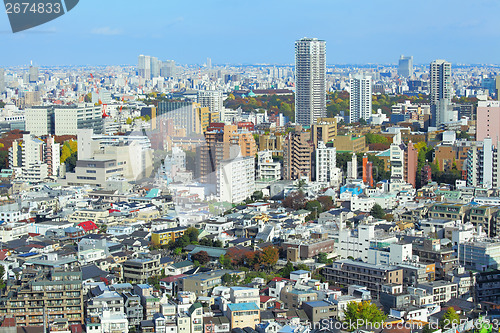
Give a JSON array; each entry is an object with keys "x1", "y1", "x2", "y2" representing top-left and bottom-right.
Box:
[
  {"x1": 430, "y1": 59, "x2": 453, "y2": 127},
  {"x1": 257, "y1": 151, "x2": 281, "y2": 181},
  {"x1": 197, "y1": 90, "x2": 223, "y2": 114},
  {"x1": 349, "y1": 74, "x2": 372, "y2": 123},
  {"x1": 316, "y1": 141, "x2": 341, "y2": 187},
  {"x1": 295, "y1": 37, "x2": 326, "y2": 126},
  {"x1": 218, "y1": 156, "x2": 255, "y2": 203},
  {"x1": 9, "y1": 133, "x2": 60, "y2": 183},
  {"x1": 25, "y1": 103, "x2": 102, "y2": 136}
]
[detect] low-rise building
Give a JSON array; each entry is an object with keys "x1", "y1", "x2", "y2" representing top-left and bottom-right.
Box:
[{"x1": 226, "y1": 302, "x2": 260, "y2": 330}]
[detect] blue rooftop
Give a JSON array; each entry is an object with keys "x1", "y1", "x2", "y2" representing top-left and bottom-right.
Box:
[
  {"x1": 227, "y1": 303, "x2": 259, "y2": 312},
  {"x1": 18, "y1": 252, "x2": 37, "y2": 257},
  {"x1": 291, "y1": 270, "x2": 310, "y2": 274},
  {"x1": 303, "y1": 301, "x2": 330, "y2": 307},
  {"x1": 145, "y1": 188, "x2": 160, "y2": 198}
]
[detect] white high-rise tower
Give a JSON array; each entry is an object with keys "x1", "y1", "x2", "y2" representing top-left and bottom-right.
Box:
[
  {"x1": 349, "y1": 74, "x2": 372, "y2": 123},
  {"x1": 295, "y1": 37, "x2": 326, "y2": 126},
  {"x1": 430, "y1": 59, "x2": 453, "y2": 126}
]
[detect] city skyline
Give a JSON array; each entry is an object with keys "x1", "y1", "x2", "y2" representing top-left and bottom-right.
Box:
[{"x1": 0, "y1": 0, "x2": 499, "y2": 66}]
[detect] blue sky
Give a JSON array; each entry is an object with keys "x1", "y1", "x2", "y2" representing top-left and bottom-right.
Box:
[{"x1": 1, "y1": 0, "x2": 499, "y2": 66}]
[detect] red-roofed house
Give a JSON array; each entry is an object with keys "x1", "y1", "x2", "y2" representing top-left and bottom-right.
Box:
[
  {"x1": 160, "y1": 274, "x2": 186, "y2": 296},
  {"x1": 260, "y1": 296, "x2": 276, "y2": 310},
  {"x1": 77, "y1": 221, "x2": 98, "y2": 233}
]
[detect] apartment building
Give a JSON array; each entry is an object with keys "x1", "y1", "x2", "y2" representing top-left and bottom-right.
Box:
[
  {"x1": 416, "y1": 280, "x2": 458, "y2": 305},
  {"x1": 122, "y1": 254, "x2": 161, "y2": 284},
  {"x1": 322, "y1": 259, "x2": 403, "y2": 296},
  {"x1": 151, "y1": 227, "x2": 187, "y2": 246},
  {"x1": 226, "y1": 303, "x2": 260, "y2": 330},
  {"x1": 283, "y1": 130, "x2": 314, "y2": 180},
  {"x1": 218, "y1": 156, "x2": 255, "y2": 203},
  {"x1": 178, "y1": 270, "x2": 245, "y2": 297},
  {"x1": 0, "y1": 269, "x2": 83, "y2": 326}
]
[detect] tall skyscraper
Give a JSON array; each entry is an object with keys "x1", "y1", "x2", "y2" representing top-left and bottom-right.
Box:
[
  {"x1": 161, "y1": 60, "x2": 176, "y2": 78},
  {"x1": 295, "y1": 37, "x2": 326, "y2": 126},
  {"x1": 349, "y1": 74, "x2": 372, "y2": 123},
  {"x1": 398, "y1": 55, "x2": 413, "y2": 78},
  {"x1": 207, "y1": 57, "x2": 212, "y2": 69},
  {"x1": 29, "y1": 66, "x2": 39, "y2": 83},
  {"x1": 430, "y1": 59, "x2": 453, "y2": 127},
  {"x1": 150, "y1": 56, "x2": 161, "y2": 78},
  {"x1": 138, "y1": 55, "x2": 151, "y2": 79}
]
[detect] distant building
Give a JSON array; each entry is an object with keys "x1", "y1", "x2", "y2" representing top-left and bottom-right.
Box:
[
  {"x1": 25, "y1": 103, "x2": 103, "y2": 136},
  {"x1": 349, "y1": 74, "x2": 372, "y2": 123},
  {"x1": 295, "y1": 37, "x2": 326, "y2": 126},
  {"x1": 398, "y1": 55, "x2": 413, "y2": 78},
  {"x1": 430, "y1": 59, "x2": 453, "y2": 127}
]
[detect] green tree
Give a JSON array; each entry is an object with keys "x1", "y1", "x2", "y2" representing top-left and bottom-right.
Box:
[
  {"x1": 343, "y1": 301, "x2": 386, "y2": 331},
  {"x1": 370, "y1": 203, "x2": 385, "y2": 219},
  {"x1": 174, "y1": 247, "x2": 182, "y2": 255},
  {"x1": 317, "y1": 253, "x2": 330, "y2": 264},
  {"x1": 280, "y1": 262, "x2": 294, "y2": 278},
  {"x1": 251, "y1": 191, "x2": 264, "y2": 201},
  {"x1": 440, "y1": 307, "x2": 459, "y2": 329},
  {"x1": 219, "y1": 254, "x2": 232, "y2": 269},
  {"x1": 305, "y1": 200, "x2": 322, "y2": 219},
  {"x1": 126, "y1": 117, "x2": 133, "y2": 125},
  {"x1": 185, "y1": 227, "x2": 199, "y2": 243}
]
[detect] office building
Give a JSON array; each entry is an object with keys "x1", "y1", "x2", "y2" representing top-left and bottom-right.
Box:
[
  {"x1": 476, "y1": 101, "x2": 500, "y2": 142},
  {"x1": 138, "y1": 55, "x2": 151, "y2": 79},
  {"x1": 398, "y1": 55, "x2": 413, "y2": 78},
  {"x1": 28, "y1": 65, "x2": 39, "y2": 83},
  {"x1": 157, "y1": 101, "x2": 203, "y2": 136},
  {"x1": 150, "y1": 56, "x2": 161, "y2": 78},
  {"x1": 295, "y1": 37, "x2": 326, "y2": 126},
  {"x1": 349, "y1": 74, "x2": 372, "y2": 123},
  {"x1": 430, "y1": 60, "x2": 453, "y2": 126},
  {"x1": 25, "y1": 103, "x2": 103, "y2": 136},
  {"x1": 218, "y1": 156, "x2": 255, "y2": 203},
  {"x1": 161, "y1": 60, "x2": 176, "y2": 78}
]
